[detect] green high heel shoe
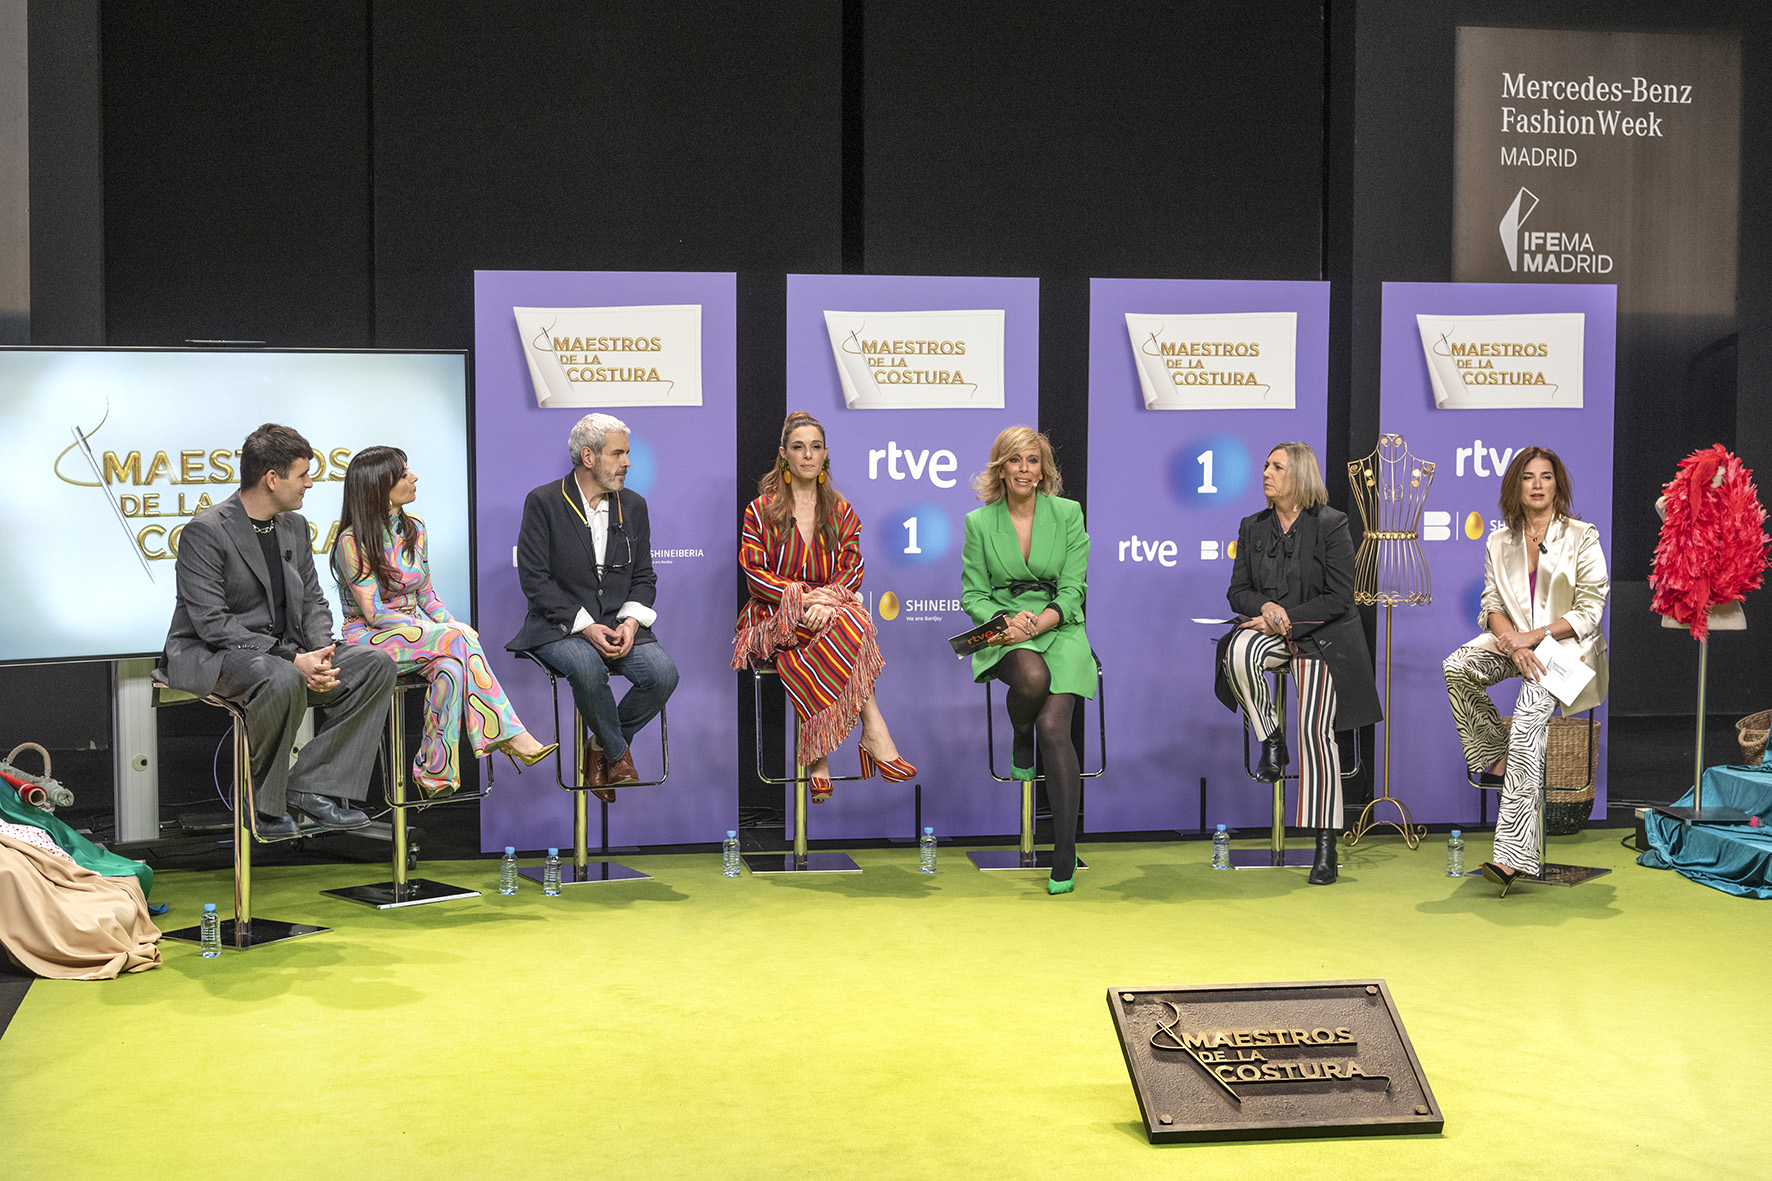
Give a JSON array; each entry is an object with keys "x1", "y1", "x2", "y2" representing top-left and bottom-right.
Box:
[{"x1": 1046, "y1": 876, "x2": 1075, "y2": 895}]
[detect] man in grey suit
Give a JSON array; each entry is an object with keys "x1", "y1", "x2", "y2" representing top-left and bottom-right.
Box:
[{"x1": 162, "y1": 423, "x2": 396, "y2": 839}]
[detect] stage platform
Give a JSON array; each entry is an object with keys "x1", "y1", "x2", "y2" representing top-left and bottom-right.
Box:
[
  {"x1": 1643, "y1": 764, "x2": 1772, "y2": 898},
  {"x1": 3, "y1": 831, "x2": 1768, "y2": 1178}
]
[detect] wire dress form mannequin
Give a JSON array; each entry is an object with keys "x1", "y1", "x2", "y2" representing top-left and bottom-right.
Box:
[{"x1": 1345, "y1": 434, "x2": 1431, "y2": 847}]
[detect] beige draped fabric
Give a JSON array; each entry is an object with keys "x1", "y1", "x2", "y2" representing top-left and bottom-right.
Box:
[{"x1": 0, "y1": 833, "x2": 161, "y2": 980}]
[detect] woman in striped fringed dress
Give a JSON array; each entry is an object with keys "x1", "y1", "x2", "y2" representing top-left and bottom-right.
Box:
[{"x1": 732, "y1": 412, "x2": 915, "y2": 802}]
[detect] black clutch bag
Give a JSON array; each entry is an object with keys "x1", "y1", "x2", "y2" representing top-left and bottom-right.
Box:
[{"x1": 949, "y1": 611, "x2": 1010, "y2": 656}]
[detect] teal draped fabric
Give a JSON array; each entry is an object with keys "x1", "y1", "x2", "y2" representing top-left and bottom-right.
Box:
[
  {"x1": 1639, "y1": 766, "x2": 1772, "y2": 899},
  {"x1": 0, "y1": 788, "x2": 154, "y2": 896}
]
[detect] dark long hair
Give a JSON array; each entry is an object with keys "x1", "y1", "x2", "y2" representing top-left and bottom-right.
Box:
[
  {"x1": 757, "y1": 411, "x2": 843, "y2": 550},
  {"x1": 334, "y1": 446, "x2": 419, "y2": 594},
  {"x1": 1498, "y1": 445, "x2": 1578, "y2": 534}
]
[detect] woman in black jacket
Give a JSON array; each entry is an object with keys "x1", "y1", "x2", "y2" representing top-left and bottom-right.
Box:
[{"x1": 1214, "y1": 441, "x2": 1382, "y2": 884}]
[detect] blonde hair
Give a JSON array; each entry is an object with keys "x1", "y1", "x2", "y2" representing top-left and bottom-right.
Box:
[
  {"x1": 1267, "y1": 441, "x2": 1328, "y2": 510},
  {"x1": 971, "y1": 425, "x2": 1062, "y2": 503}
]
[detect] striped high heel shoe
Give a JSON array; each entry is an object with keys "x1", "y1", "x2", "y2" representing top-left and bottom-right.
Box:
[{"x1": 858, "y1": 745, "x2": 917, "y2": 783}]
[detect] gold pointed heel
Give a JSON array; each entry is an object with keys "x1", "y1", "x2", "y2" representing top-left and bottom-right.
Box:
[{"x1": 497, "y1": 738, "x2": 559, "y2": 771}]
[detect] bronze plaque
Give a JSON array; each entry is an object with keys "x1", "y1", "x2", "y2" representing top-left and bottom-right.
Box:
[{"x1": 1107, "y1": 980, "x2": 1442, "y2": 1143}]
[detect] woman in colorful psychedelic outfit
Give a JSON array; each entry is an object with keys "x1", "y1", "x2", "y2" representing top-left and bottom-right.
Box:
[
  {"x1": 960, "y1": 426, "x2": 1094, "y2": 895},
  {"x1": 732, "y1": 411, "x2": 915, "y2": 802},
  {"x1": 332, "y1": 447, "x2": 555, "y2": 798},
  {"x1": 1443, "y1": 446, "x2": 1608, "y2": 896}
]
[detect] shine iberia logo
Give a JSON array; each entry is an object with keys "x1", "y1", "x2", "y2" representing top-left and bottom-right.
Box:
[{"x1": 873, "y1": 591, "x2": 960, "y2": 623}]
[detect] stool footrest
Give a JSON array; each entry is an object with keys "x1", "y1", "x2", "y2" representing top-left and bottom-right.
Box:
[
  {"x1": 1463, "y1": 862, "x2": 1610, "y2": 886},
  {"x1": 967, "y1": 850, "x2": 1089, "y2": 872},
  {"x1": 162, "y1": 918, "x2": 328, "y2": 948},
  {"x1": 322, "y1": 879, "x2": 481, "y2": 909},
  {"x1": 742, "y1": 851, "x2": 860, "y2": 875},
  {"x1": 518, "y1": 862, "x2": 650, "y2": 886},
  {"x1": 1229, "y1": 847, "x2": 1319, "y2": 870}
]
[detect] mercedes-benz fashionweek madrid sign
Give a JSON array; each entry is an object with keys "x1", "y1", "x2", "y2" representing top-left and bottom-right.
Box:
[
  {"x1": 513, "y1": 304, "x2": 703, "y2": 408},
  {"x1": 821, "y1": 308, "x2": 1005, "y2": 409},
  {"x1": 1415, "y1": 311, "x2": 1584, "y2": 409},
  {"x1": 1124, "y1": 311, "x2": 1298, "y2": 410}
]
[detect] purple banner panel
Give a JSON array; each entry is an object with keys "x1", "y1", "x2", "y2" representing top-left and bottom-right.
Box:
[
  {"x1": 1380, "y1": 282, "x2": 1616, "y2": 825},
  {"x1": 474, "y1": 271, "x2": 737, "y2": 850},
  {"x1": 784, "y1": 274, "x2": 1039, "y2": 840},
  {"x1": 1086, "y1": 279, "x2": 1331, "y2": 834}
]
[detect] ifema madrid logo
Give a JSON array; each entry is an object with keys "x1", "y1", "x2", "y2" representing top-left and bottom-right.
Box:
[{"x1": 1499, "y1": 187, "x2": 1613, "y2": 275}]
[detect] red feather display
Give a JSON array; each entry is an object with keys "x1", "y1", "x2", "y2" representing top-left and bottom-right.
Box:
[{"x1": 1648, "y1": 444, "x2": 1771, "y2": 641}]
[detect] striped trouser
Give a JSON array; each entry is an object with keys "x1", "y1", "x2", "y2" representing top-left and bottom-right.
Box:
[
  {"x1": 1442, "y1": 644, "x2": 1553, "y2": 875},
  {"x1": 1221, "y1": 629, "x2": 1343, "y2": 828}
]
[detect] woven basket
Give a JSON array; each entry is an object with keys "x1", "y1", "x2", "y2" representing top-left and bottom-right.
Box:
[
  {"x1": 1501, "y1": 715, "x2": 1598, "y2": 836},
  {"x1": 1735, "y1": 709, "x2": 1771, "y2": 766}
]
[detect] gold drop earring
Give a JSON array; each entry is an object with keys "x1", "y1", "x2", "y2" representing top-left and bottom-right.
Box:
[
  {"x1": 818, "y1": 459, "x2": 829, "y2": 486},
  {"x1": 781, "y1": 459, "x2": 792, "y2": 486}
]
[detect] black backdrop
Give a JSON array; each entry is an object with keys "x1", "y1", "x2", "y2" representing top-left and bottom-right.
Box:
[{"x1": 14, "y1": 0, "x2": 1772, "y2": 829}]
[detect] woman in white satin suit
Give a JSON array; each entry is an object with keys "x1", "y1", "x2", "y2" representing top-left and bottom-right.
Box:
[{"x1": 1442, "y1": 446, "x2": 1609, "y2": 895}]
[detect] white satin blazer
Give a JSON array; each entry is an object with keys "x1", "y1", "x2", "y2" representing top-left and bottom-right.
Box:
[{"x1": 1465, "y1": 516, "x2": 1609, "y2": 714}]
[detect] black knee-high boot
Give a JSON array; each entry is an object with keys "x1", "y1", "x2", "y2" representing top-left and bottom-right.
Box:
[{"x1": 1308, "y1": 827, "x2": 1338, "y2": 885}]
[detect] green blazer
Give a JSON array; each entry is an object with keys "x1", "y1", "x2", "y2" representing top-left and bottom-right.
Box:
[{"x1": 960, "y1": 494, "x2": 1096, "y2": 698}]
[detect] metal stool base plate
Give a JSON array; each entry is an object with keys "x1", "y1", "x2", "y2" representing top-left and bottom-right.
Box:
[
  {"x1": 322, "y1": 879, "x2": 482, "y2": 909},
  {"x1": 517, "y1": 862, "x2": 650, "y2": 886},
  {"x1": 1653, "y1": 804, "x2": 1753, "y2": 825},
  {"x1": 163, "y1": 919, "x2": 328, "y2": 948},
  {"x1": 967, "y1": 851, "x2": 1090, "y2": 872},
  {"x1": 1464, "y1": 862, "x2": 1612, "y2": 887},
  {"x1": 743, "y1": 851, "x2": 861, "y2": 875},
  {"x1": 1230, "y1": 847, "x2": 1320, "y2": 869}
]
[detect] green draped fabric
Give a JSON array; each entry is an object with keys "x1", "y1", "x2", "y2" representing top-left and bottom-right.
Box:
[{"x1": 0, "y1": 787, "x2": 154, "y2": 896}]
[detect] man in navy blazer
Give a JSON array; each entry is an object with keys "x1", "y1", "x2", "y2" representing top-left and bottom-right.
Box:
[
  {"x1": 507, "y1": 413, "x2": 679, "y2": 795},
  {"x1": 162, "y1": 423, "x2": 396, "y2": 839}
]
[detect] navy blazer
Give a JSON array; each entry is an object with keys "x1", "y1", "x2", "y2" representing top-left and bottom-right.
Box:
[{"x1": 505, "y1": 474, "x2": 658, "y2": 654}]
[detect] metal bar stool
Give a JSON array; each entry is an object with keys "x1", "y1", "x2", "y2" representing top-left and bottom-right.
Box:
[
  {"x1": 1233, "y1": 667, "x2": 1362, "y2": 869},
  {"x1": 151, "y1": 671, "x2": 329, "y2": 949},
  {"x1": 324, "y1": 670, "x2": 490, "y2": 909},
  {"x1": 742, "y1": 664, "x2": 869, "y2": 875},
  {"x1": 1467, "y1": 710, "x2": 1608, "y2": 886},
  {"x1": 512, "y1": 649, "x2": 668, "y2": 886},
  {"x1": 970, "y1": 652, "x2": 1107, "y2": 872}
]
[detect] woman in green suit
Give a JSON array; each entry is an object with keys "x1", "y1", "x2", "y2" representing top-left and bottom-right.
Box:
[{"x1": 960, "y1": 426, "x2": 1094, "y2": 894}]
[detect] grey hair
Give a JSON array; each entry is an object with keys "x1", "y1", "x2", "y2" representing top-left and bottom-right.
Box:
[{"x1": 568, "y1": 413, "x2": 630, "y2": 467}]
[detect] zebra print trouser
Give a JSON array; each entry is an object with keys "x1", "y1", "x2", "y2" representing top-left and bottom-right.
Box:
[
  {"x1": 1221, "y1": 629, "x2": 1343, "y2": 828},
  {"x1": 1442, "y1": 644, "x2": 1553, "y2": 875}
]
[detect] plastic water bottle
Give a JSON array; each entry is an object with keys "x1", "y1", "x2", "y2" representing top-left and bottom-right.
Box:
[
  {"x1": 499, "y1": 846, "x2": 519, "y2": 895},
  {"x1": 918, "y1": 826, "x2": 937, "y2": 873},
  {"x1": 543, "y1": 848, "x2": 562, "y2": 896},
  {"x1": 199, "y1": 903, "x2": 221, "y2": 957},
  {"x1": 1446, "y1": 830, "x2": 1466, "y2": 877},
  {"x1": 722, "y1": 830, "x2": 741, "y2": 877},
  {"x1": 1212, "y1": 824, "x2": 1230, "y2": 870}
]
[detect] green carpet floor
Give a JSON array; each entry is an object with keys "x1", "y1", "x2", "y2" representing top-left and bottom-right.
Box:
[{"x1": 2, "y1": 829, "x2": 1766, "y2": 1180}]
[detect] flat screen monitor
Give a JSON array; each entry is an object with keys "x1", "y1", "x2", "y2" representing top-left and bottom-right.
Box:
[{"x1": 0, "y1": 347, "x2": 470, "y2": 665}]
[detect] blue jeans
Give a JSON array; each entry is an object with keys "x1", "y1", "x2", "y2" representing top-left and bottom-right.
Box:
[{"x1": 531, "y1": 636, "x2": 678, "y2": 762}]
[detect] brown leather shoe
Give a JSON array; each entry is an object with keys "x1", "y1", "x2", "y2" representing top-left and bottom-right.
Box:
[
  {"x1": 581, "y1": 745, "x2": 615, "y2": 804},
  {"x1": 605, "y1": 748, "x2": 639, "y2": 785}
]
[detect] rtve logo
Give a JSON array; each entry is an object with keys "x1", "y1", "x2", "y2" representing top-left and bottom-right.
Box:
[{"x1": 867, "y1": 440, "x2": 958, "y2": 488}]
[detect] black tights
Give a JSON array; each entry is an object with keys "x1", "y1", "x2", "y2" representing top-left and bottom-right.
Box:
[{"x1": 994, "y1": 649, "x2": 1081, "y2": 881}]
